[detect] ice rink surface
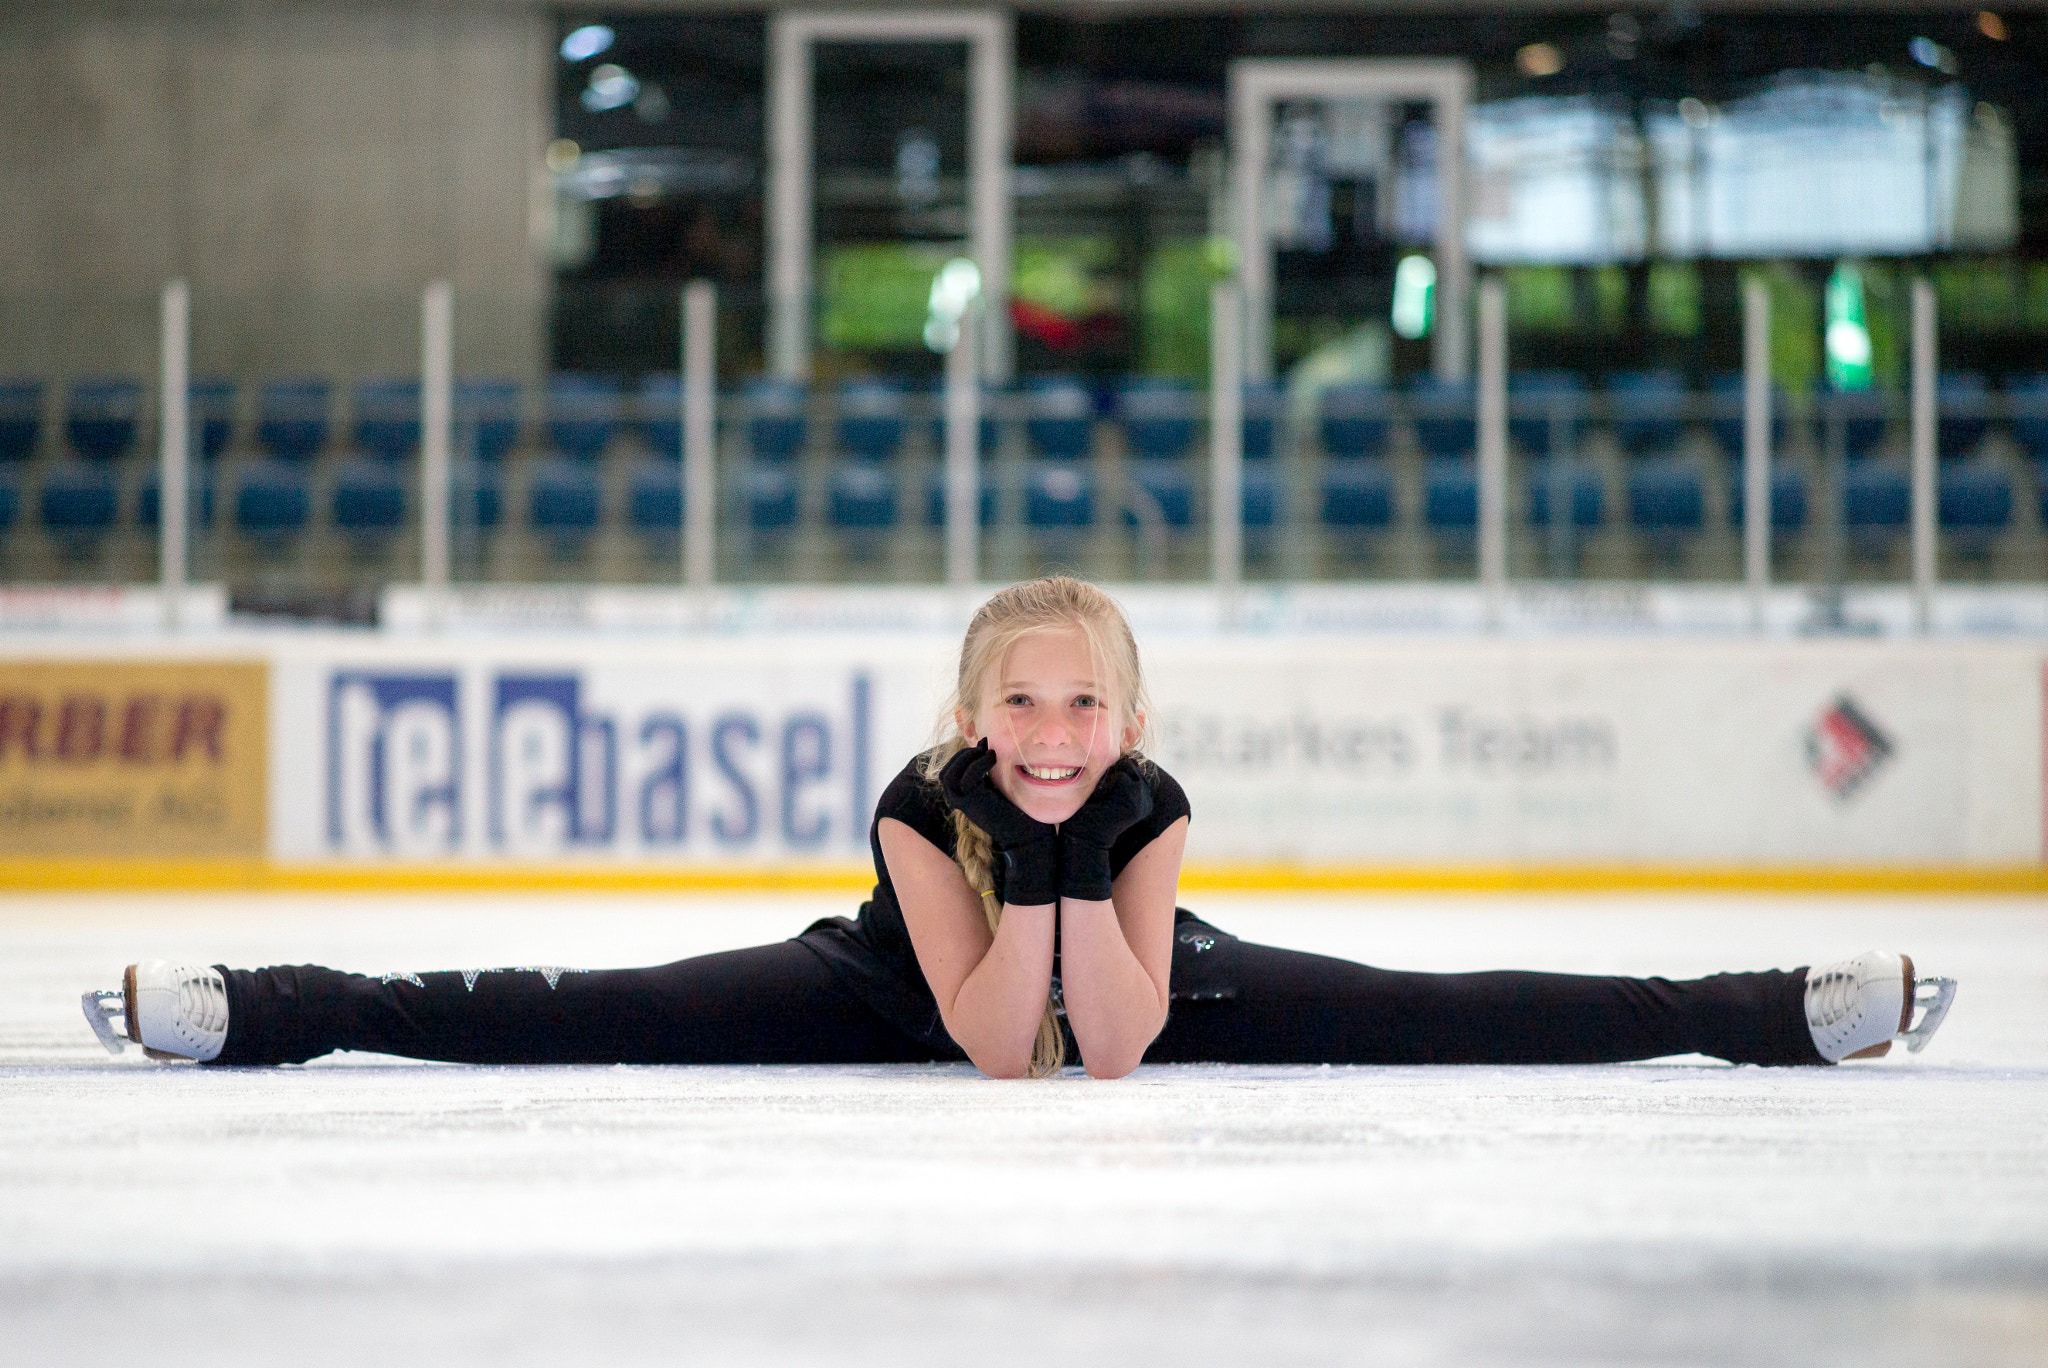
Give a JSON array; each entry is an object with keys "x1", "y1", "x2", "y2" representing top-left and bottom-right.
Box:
[{"x1": 2, "y1": 891, "x2": 2044, "y2": 1367}]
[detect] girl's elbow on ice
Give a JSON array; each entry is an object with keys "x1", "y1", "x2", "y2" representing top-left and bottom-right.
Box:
[
  {"x1": 969, "y1": 1046, "x2": 1036, "y2": 1080},
  {"x1": 1074, "y1": 1007, "x2": 1166, "y2": 1080},
  {"x1": 1080, "y1": 1043, "x2": 1146, "y2": 1080}
]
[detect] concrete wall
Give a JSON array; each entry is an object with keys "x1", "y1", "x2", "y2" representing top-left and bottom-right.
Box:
[{"x1": 0, "y1": 2, "x2": 553, "y2": 386}]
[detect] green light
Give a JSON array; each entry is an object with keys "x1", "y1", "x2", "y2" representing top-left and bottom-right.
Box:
[
  {"x1": 1391, "y1": 254, "x2": 1436, "y2": 341},
  {"x1": 1825, "y1": 261, "x2": 1873, "y2": 391}
]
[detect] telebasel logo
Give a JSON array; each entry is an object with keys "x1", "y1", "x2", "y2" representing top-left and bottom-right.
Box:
[
  {"x1": 325, "y1": 668, "x2": 874, "y2": 856},
  {"x1": 1804, "y1": 695, "x2": 1894, "y2": 802}
]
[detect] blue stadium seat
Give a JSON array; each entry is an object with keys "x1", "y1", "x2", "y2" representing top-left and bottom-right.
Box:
[
  {"x1": 1509, "y1": 370, "x2": 1585, "y2": 456},
  {"x1": 189, "y1": 379, "x2": 236, "y2": 461},
  {"x1": 1939, "y1": 460, "x2": 2012, "y2": 556},
  {"x1": 1423, "y1": 458, "x2": 1477, "y2": 532},
  {"x1": 925, "y1": 399, "x2": 1001, "y2": 457},
  {"x1": 1023, "y1": 376, "x2": 1095, "y2": 460},
  {"x1": 449, "y1": 460, "x2": 503, "y2": 532},
  {"x1": 1319, "y1": 384, "x2": 1392, "y2": 460},
  {"x1": 545, "y1": 374, "x2": 620, "y2": 461},
  {"x1": 66, "y1": 378, "x2": 143, "y2": 461},
  {"x1": 526, "y1": 458, "x2": 601, "y2": 541},
  {"x1": 922, "y1": 471, "x2": 998, "y2": 528},
  {"x1": 1938, "y1": 372, "x2": 1989, "y2": 459},
  {"x1": 1320, "y1": 460, "x2": 1394, "y2": 530},
  {"x1": 1409, "y1": 376, "x2": 1476, "y2": 459},
  {"x1": 1627, "y1": 458, "x2": 1706, "y2": 535},
  {"x1": 351, "y1": 378, "x2": 421, "y2": 462},
  {"x1": 1118, "y1": 379, "x2": 1198, "y2": 461},
  {"x1": 1241, "y1": 462, "x2": 1278, "y2": 530},
  {"x1": 38, "y1": 462, "x2": 119, "y2": 538},
  {"x1": 0, "y1": 380, "x2": 42, "y2": 462},
  {"x1": 234, "y1": 460, "x2": 311, "y2": 538},
  {"x1": 331, "y1": 460, "x2": 406, "y2": 539},
  {"x1": 638, "y1": 373, "x2": 682, "y2": 460},
  {"x1": 1608, "y1": 370, "x2": 1685, "y2": 456},
  {"x1": 1843, "y1": 462, "x2": 1908, "y2": 555},
  {"x1": 1242, "y1": 381, "x2": 1283, "y2": 460},
  {"x1": 745, "y1": 378, "x2": 808, "y2": 462},
  {"x1": 746, "y1": 462, "x2": 800, "y2": 531},
  {"x1": 137, "y1": 470, "x2": 216, "y2": 529},
  {"x1": 837, "y1": 378, "x2": 908, "y2": 462},
  {"x1": 455, "y1": 379, "x2": 522, "y2": 462},
  {"x1": 1026, "y1": 462, "x2": 1094, "y2": 527},
  {"x1": 829, "y1": 462, "x2": 897, "y2": 529},
  {"x1": 2008, "y1": 376, "x2": 2048, "y2": 462},
  {"x1": 1707, "y1": 374, "x2": 1789, "y2": 458},
  {"x1": 1726, "y1": 469, "x2": 1810, "y2": 533},
  {"x1": 1819, "y1": 387, "x2": 1890, "y2": 460},
  {"x1": 1125, "y1": 460, "x2": 1195, "y2": 529},
  {"x1": 255, "y1": 379, "x2": 331, "y2": 463},
  {"x1": 923, "y1": 377, "x2": 1002, "y2": 456},
  {"x1": 1527, "y1": 462, "x2": 1604, "y2": 529},
  {"x1": 1628, "y1": 457, "x2": 1704, "y2": 563},
  {"x1": 626, "y1": 459, "x2": 681, "y2": 533}
]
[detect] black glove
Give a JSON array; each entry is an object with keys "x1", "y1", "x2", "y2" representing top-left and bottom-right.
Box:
[
  {"x1": 938, "y1": 740, "x2": 1060, "y2": 907},
  {"x1": 1057, "y1": 757, "x2": 1155, "y2": 902}
]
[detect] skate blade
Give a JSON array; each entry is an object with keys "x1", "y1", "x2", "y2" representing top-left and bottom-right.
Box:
[
  {"x1": 123, "y1": 964, "x2": 140, "y2": 1044},
  {"x1": 80, "y1": 991, "x2": 128, "y2": 1056},
  {"x1": 1903, "y1": 977, "x2": 1957, "y2": 1054}
]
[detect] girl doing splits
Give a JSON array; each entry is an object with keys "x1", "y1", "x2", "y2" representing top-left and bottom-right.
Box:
[{"x1": 86, "y1": 577, "x2": 1957, "y2": 1077}]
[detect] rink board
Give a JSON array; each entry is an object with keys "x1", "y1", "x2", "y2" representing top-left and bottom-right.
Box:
[{"x1": 1, "y1": 632, "x2": 2043, "y2": 885}]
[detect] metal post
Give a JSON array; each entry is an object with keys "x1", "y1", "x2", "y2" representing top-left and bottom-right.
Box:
[
  {"x1": 1228, "y1": 74, "x2": 1270, "y2": 381},
  {"x1": 1742, "y1": 277, "x2": 1772, "y2": 632},
  {"x1": 1910, "y1": 277, "x2": 1936, "y2": 634},
  {"x1": 158, "y1": 280, "x2": 189, "y2": 632},
  {"x1": 1432, "y1": 74, "x2": 1471, "y2": 383},
  {"x1": 683, "y1": 281, "x2": 718, "y2": 590},
  {"x1": 1209, "y1": 280, "x2": 1244, "y2": 613},
  {"x1": 968, "y1": 18, "x2": 1014, "y2": 382},
  {"x1": 1476, "y1": 275, "x2": 1507, "y2": 628},
  {"x1": 421, "y1": 281, "x2": 452, "y2": 628},
  {"x1": 766, "y1": 16, "x2": 811, "y2": 380},
  {"x1": 943, "y1": 303, "x2": 981, "y2": 588}
]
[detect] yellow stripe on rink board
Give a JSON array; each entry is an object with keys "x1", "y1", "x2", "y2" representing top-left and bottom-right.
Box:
[
  {"x1": 1176, "y1": 863, "x2": 2048, "y2": 895},
  {"x1": 0, "y1": 859, "x2": 2044, "y2": 896}
]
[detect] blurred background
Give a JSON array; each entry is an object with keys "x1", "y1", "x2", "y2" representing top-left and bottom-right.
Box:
[{"x1": 1, "y1": 2, "x2": 2042, "y2": 611}]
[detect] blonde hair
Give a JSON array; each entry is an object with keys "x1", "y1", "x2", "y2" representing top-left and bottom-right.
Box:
[{"x1": 920, "y1": 576, "x2": 1152, "y2": 1078}]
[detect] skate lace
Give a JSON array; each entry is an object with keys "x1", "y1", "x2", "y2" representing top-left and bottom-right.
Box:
[
  {"x1": 176, "y1": 971, "x2": 229, "y2": 1036},
  {"x1": 1805, "y1": 966, "x2": 1861, "y2": 1030}
]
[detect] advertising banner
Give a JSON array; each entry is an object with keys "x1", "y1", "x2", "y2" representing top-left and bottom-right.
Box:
[
  {"x1": 0, "y1": 659, "x2": 268, "y2": 858},
  {"x1": 1144, "y1": 641, "x2": 2041, "y2": 864},
  {"x1": 260, "y1": 636, "x2": 2043, "y2": 870},
  {"x1": 269, "y1": 643, "x2": 951, "y2": 864}
]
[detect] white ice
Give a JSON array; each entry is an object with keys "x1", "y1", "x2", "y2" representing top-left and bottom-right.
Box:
[{"x1": 3, "y1": 892, "x2": 2044, "y2": 1367}]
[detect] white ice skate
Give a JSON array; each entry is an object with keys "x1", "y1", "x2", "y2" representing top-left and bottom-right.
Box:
[
  {"x1": 81, "y1": 961, "x2": 229, "y2": 1062},
  {"x1": 1805, "y1": 951, "x2": 1956, "y2": 1063}
]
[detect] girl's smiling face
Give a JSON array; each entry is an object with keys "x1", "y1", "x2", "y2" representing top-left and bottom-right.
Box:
[{"x1": 958, "y1": 626, "x2": 1138, "y2": 825}]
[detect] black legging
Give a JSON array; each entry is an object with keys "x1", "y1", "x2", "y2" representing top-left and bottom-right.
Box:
[
  {"x1": 1146, "y1": 940, "x2": 1817, "y2": 1066},
  {"x1": 213, "y1": 937, "x2": 1820, "y2": 1068}
]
